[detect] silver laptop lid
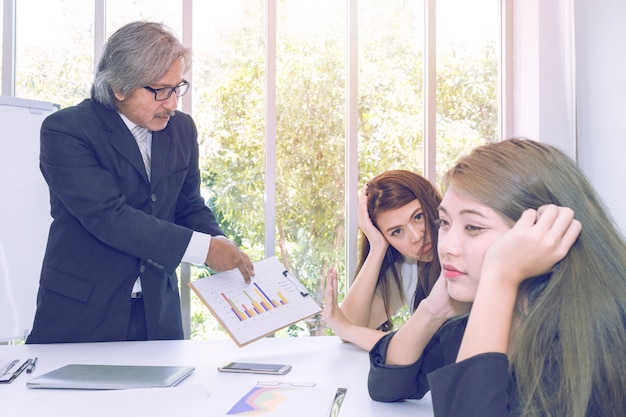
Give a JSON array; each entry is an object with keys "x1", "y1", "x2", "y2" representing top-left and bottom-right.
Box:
[{"x1": 26, "y1": 364, "x2": 195, "y2": 390}]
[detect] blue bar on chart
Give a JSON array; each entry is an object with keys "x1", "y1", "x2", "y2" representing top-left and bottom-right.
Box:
[{"x1": 221, "y1": 282, "x2": 289, "y2": 321}]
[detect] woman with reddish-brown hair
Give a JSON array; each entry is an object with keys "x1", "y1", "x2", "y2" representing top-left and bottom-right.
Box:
[{"x1": 325, "y1": 170, "x2": 442, "y2": 351}]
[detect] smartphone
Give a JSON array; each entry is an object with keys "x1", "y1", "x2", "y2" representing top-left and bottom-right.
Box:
[{"x1": 217, "y1": 362, "x2": 292, "y2": 375}]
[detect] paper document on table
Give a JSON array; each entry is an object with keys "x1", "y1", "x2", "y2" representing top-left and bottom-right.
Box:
[
  {"x1": 210, "y1": 381, "x2": 345, "y2": 417},
  {"x1": 190, "y1": 256, "x2": 321, "y2": 347}
]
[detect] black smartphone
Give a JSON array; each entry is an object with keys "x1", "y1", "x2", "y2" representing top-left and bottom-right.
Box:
[{"x1": 217, "y1": 362, "x2": 292, "y2": 375}]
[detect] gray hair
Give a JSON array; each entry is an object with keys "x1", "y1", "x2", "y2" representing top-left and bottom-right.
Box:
[{"x1": 91, "y1": 21, "x2": 191, "y2": 109}]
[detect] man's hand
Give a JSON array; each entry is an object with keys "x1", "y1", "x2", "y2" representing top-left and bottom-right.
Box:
[{"x1": 205, "y1": 238, "x2": 255, "y2": 283}]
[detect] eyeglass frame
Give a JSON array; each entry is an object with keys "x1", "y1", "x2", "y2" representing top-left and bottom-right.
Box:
[{"x1": 143, "y1": 79, "x2": 190, "y2": 101}]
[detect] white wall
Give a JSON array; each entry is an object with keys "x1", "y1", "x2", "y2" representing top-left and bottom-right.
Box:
[
  {"x1": 513, "y1": 0, "x2": 625, "y2": 235},
  {"x1": 574, "y1": 0, "x2": 626, "y2": 235},
  {"x1": 512, "y1": 0, "x2": 577, "y2": 159}
]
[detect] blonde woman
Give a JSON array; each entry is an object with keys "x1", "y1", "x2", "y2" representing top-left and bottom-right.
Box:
[{"x1": 367, "y1": 139, "x2": 626, "y2": 416}]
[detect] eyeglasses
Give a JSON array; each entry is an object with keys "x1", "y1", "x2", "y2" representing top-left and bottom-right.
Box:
[{"x1": 143, "y1": 79, "x2": 190, "y2": 101}]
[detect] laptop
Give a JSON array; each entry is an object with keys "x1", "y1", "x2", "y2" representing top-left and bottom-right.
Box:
[{"x1": 26, "y1": 364, "x2": 195, "y2": 390}]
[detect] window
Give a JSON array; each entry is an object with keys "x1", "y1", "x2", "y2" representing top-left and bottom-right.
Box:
[
  {"x1": 190, "y1": 0, "x2": 499, "y2": 337},
  {"x1": 15, "y1": 0, "x2": 94, "y2": 107},
  {"x1": 358, "y1": 0, "x2": 425, "y2": 178},
  {"x1": 105, "y1": 0, "x2": 182, "y2": 39},
  {"x1": 274, "y1": 1, "x2": 347, "y2": 334},
  {"x1": 191, "y1": 0, "x2": 267, "y2": 338},
  {"x1": 435, "y1": 0, "x2": 499, "y2": 178},
  {"x1": 4, "y1": 0, "x2": 501, "y2": 339}
]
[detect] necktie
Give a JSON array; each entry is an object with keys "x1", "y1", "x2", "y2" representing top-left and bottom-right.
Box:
[
  {"x1": 130, "y1": 125, "x2": 151, "y2": 297},
  {"x1": 132, "y1": 125, "x2": 152, "y2": 180}
]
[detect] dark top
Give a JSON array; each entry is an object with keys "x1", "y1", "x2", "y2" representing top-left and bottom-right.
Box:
[
  {"x1": 368, "y1": 318, "x2": 468, "y2": 403},
  {"x1": 369, "y1": 317, "x2": 515, "y2": 416},
  {"x1": 26, "y1": 99, "x2": 224, "y2": 344},
  {"x1": 368, "y1": 317, "x2": 604, "y2": 416}
]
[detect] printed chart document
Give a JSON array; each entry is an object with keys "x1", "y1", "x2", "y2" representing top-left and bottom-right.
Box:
[
  {"x1": 190, "y1": 256, "x2": 321, "y2": 347},
  {"x1": 209, "y1": 381, "x2": 346, "y2": 417}
]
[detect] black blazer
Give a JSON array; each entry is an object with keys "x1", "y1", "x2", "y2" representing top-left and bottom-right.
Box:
[
  {"x1": 27, "y1": 99, "x2": 223, "y2": 343},
  {"x1": 368, "y1": 317, "x2": 603, "y2": 416}
]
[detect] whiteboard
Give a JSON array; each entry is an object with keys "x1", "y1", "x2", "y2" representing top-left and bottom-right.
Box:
[{"x1": 0, "y1": 96, "x2": 58, "y2": 342}]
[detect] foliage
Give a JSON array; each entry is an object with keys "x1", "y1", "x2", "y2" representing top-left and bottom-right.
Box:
[
  {"x1": 193, "y1": 5, "x2": 497, "y2": 338},
  {"x1": 13, "y1": 1, "x2": 498, "y2": 340}
]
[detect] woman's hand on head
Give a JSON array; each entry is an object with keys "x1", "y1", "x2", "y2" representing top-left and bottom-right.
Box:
[
  {"x1": 358, "y1": 185, "x2": 388, "y2": 251},
  {"x1": 483, "y1": 204, "x2": 582, "y2": 288}
]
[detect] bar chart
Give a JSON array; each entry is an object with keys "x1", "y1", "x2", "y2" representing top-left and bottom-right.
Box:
[
  {"x1": 190, "y1": 256, "x2": 321, "y2": 346},
  {"x1": 221, "y1": 282, "x2": 290, "y2": 321}
]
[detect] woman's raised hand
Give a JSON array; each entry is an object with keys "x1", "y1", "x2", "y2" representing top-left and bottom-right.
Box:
[
  {"x1": 358, "y1": 185, "x2": 388, "y2": 251},
  {"x1": 483, "y1": 204, "x2": 582, "y2": 288},
  {"x1": 323, "y1": 267, "x2": 353, "y2": 341}
]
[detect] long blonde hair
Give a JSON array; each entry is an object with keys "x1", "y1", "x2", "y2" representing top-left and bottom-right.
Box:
[{"x1": 444, "y1": 138, "x2": 626, "y2": 417}]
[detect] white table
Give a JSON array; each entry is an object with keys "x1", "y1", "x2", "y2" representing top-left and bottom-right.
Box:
[{"x1": 0, "y1": 336, "x2": 433, "y2": 416}]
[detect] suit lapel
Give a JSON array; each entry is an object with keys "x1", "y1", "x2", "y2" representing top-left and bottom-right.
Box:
[
  {"x1": 102, "y1": 111, "x2": 151, "y2": 184},
  {"x1": 92, "y1": 101, "x2": 169, "y2": 186}
]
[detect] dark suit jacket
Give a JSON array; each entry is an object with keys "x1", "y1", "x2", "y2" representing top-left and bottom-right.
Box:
[{"x1": 26, "y1": 99, "x2": 223, "y2": 344}]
